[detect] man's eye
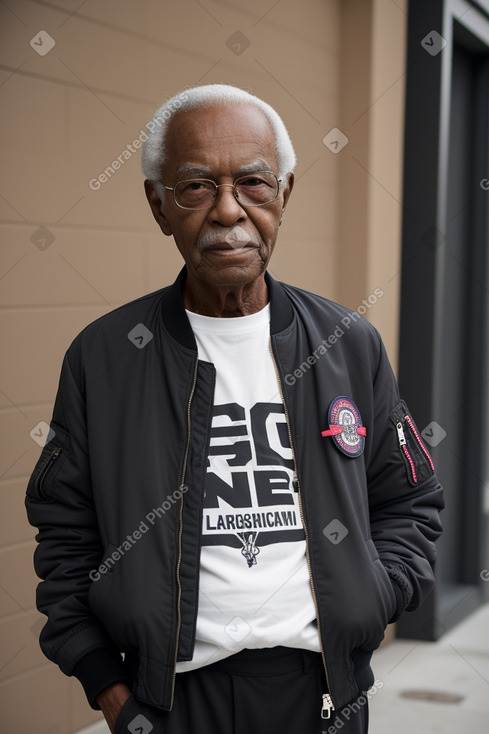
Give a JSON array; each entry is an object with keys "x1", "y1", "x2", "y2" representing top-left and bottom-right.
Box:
[
  {"x1": 184, "y1": 181, "x2": 208, "y2": 191},
  {"x1": 240, "y1": 177, "x2": 267, "y2": 187}
]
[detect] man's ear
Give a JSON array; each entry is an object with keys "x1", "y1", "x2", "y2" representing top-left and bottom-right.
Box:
[
  {"x1": 144, "y1": 179, "x2": 173, "y2": 236},
  {"x1": 281, "y1": 172, "x2": 294, "y2": 211}
]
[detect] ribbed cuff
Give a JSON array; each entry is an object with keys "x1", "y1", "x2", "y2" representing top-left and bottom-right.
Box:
[
  {"x1": 383, "y1": 563, "x2": 414, "y2": 623},
  {"x1": 72, "y1": 648, "x2": 132, "y2": 710}
]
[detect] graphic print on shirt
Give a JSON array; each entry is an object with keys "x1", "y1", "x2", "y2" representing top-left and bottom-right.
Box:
[{"x1": 203, "y1": 401, "x2": 305, "y2": 564}]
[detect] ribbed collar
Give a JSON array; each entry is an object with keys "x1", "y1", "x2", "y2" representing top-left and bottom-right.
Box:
[{"x1": 160, "y1": 267, "x2": 294, "y2": 351}]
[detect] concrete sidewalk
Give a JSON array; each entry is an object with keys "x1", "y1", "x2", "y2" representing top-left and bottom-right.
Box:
[{"x1": 369, "y1": 602, "x2": 489, "y2": 733}]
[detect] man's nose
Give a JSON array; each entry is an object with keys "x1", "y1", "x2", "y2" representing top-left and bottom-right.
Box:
[{"x1": 207, "y1": 184, "x2": 246, "y2": 225}]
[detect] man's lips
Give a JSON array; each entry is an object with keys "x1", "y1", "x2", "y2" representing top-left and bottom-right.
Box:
[
  {"x1": 198, "y1": 226, "x2": 261, "y2": 253},
  {"x1": 202, "y1": 242, "x2": 258, "y2": 251}
]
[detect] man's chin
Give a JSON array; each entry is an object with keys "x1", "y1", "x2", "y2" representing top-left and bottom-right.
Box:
[
  {"x1": 201, "y1": 244, "x2": 259, "y2": 258},
  {"x1": 194, "y1": 250, "x2": 268, "y2": 283}
]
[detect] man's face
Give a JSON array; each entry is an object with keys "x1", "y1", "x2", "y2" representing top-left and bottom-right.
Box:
[{"x1": 145, "y1": 103, "x2": 293, "y2": 292}]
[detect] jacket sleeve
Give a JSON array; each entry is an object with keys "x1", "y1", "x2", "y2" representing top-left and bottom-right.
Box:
[
  {"x1": 25, "y1": 349, "x2": 131, "y2": 708},
  {"x1": 366, "y1": 334, "x2": 444, "y2": 622}
]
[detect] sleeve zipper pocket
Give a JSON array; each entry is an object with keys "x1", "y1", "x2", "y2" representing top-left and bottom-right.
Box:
[
  {"x1": 391, "y1": 401, "x2": 435, "y2": 486},
  {"x1": 403, "y1": 414, "x2": 435, "y2": 472},
  {"x1": 396, "y1": 421, "x2": 418, "y2": 483},
  {"x1": 36, "y1": 446, "x2": 63, "y2": 497}
]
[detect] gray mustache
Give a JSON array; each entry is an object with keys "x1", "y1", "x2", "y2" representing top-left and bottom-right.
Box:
[{"x1": 197, "y1": 227, "x2": 261, "y2": 251}]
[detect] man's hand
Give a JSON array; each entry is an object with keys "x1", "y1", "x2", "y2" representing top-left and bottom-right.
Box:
[{"x1": 97, "y1": 682, "x2": 132, "y2": 734}]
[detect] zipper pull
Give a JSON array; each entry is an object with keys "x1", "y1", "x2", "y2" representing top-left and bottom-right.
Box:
[
  {"x1": 396, "y1": 421, "x2": 406, "y2": 446},
  {"x1": 321, "y1": 693, "x2": 334, "y2": 719},
  {"x1": 292, "y1": 472, "x2": 299, "y2": 492}
]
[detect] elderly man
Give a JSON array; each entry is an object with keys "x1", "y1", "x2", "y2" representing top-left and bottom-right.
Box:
[{"x1": 26, "y1": 84, "x2": 443, "y2": 734}]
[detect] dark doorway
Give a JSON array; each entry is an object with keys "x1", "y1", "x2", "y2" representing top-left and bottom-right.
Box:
[{"x1": 397, "y1": 1, "x2": 489, "y2": 640}]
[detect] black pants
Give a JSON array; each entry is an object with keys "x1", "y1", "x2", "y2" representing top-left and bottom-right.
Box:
[{"x1": 115, "y1": 647, "x2": 368, "y2": 734}]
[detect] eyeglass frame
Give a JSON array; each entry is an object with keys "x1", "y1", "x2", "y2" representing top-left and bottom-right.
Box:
[{"x1": 162, "y1": 170, "x2": 284, "y2": 211}]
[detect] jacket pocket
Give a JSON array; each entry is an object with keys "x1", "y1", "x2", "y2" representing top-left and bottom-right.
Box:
[
  {"x1": 88, "y1": 544, "x2": 117, "y2": 614},
  {"x1": 334, "y1": 538, "x2": 397, "y2": 655},
  {"x1": 88, "y1": 544, "x2": 129, "y2": 650},
  {"x1": 373, "y1": 558, "x2": 397, "y2": 620},
  {"x1": 27, "y1": 421, "x2": 70, "y2": 499},
  {"x1": 389, "y1": 400, "x2": 435, "y2": 486},
  {"x1": 114, "y1": 695, "x2": 138, "y2": 734},
  {"x1": 114, "y1": 695, "x2": 161, "y2": 734},
  {"x1": 365, "y1": 539, "x2": 397, "y2": 633}
]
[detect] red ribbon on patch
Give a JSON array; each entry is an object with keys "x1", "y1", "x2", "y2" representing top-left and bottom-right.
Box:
[{"x1": 321, "y1": 425, "x2": 367, "y2": 437}]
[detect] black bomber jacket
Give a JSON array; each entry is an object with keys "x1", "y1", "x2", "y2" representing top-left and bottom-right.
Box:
[{"x1": 25, "y1": 268, "x2": 444, "y2": 716}]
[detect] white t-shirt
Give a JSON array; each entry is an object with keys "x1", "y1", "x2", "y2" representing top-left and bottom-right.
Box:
[{"x1": 176, "y1": 303, "x2": 320, "y2": 672}]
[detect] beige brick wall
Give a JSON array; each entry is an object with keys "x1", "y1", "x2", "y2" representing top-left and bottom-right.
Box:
[{"x1": 0, "y1": 1, "x2": 406, "y2": 732}]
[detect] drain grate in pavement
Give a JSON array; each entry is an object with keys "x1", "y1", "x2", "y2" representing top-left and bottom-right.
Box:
[{"x1": 400, "y1": 690, "x2": 464, "y2": 704}]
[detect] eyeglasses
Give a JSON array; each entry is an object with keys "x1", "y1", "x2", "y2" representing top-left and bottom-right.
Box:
[{"x1": 163, "y1": 171, "x2": 282, "y2": 211}]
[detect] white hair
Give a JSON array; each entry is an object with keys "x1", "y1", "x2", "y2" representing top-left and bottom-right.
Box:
[{"x1": 141, "y1": 84, "x2": 296, "y2": 184}]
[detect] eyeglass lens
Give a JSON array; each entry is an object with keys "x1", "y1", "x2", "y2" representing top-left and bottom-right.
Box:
[{"x1": 174, "y1": 172, "x2": 279, "y2": 209}]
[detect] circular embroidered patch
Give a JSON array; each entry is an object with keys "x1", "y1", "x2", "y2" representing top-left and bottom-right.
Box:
[{"x1": 326, "y1": 396, "x2": 366, "y2": 457}]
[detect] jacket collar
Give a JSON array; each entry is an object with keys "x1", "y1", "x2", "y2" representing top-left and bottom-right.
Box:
[{"x1": 161, "y1": 266, "x2": 294, "y2": 350}]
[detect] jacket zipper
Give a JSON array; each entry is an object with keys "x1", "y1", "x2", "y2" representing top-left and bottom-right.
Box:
[
  {"x1": 404, "y1": 414, "x2": 435, "y2": 472},
  {"x1": 170, "y1": 357, "x2": 199, "y2": 710},
  {"x1": 396, "y1": 421, "x2": 417, "y2": 483},
  {"x1": 36, "y1": 446, "x2": 62, "y2": 497},
  {"x1": 268, "y1": 341, "x2": 335, "y2": 720}
]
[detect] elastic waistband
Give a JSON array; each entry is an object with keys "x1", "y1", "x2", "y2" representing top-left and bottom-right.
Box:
[{"x1": 207, "y1": 647, "x2": 323, "y2": 677}]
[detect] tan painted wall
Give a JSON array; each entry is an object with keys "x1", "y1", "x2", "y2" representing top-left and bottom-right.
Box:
[
  {"x1": 0, "y1": 1, "x2": 406, "y2": 732},
  {"x1": 338, "y1": 0, "x2": 407, "y2": 370}
]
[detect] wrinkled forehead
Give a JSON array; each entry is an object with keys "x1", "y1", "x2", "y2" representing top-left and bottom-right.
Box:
[{"x1": 163, "y1": 103, "x2": 278, "y2": 178}]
